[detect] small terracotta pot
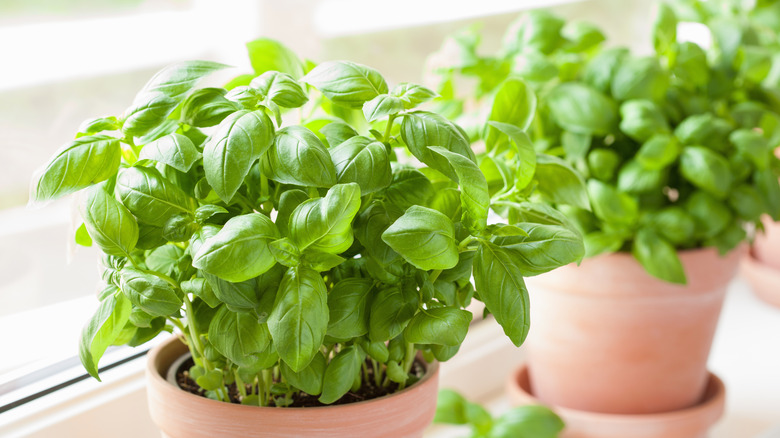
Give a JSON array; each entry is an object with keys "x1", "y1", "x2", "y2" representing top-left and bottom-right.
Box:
[
  {"x1": 742, "y1": 248, "x2": 780, "y2": 309},
  {"x1": 506, "y1": 364, "x2": 725, "y2": 438},
  {"x1": 753, "y1": 216, "x2": 780, "y2": 271},
  {"x1": 146, "y1": 336, "x2": 440, "y2": 438},
  {"x1": 523, "y1": 247, "x2": 743, "y2": 414}
]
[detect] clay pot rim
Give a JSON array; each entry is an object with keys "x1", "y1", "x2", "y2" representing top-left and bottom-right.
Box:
[
  {"x1": 741, "y1": 247, "x2": 780, "y2": 308},
  {"x1": 147, "y1": 335, "x2": 440, "y2": 413},
  {"x1": 506, "y1": 363, "x2": 725, "y2": 422}
]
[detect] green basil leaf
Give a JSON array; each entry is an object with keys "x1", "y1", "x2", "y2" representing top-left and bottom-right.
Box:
[
  {"x1": 319, "y1": 122, "x2": 359, "y2": 148},
  {"x1": 653, "y1": 3, "x2": 677, "y2": 54},
  {"x1": 354, "y1": 202, "x2": 401, "y2": 265},
  {"x1": 289, "y1": 183, "x2": 361, "y2": 254},
  {"x1": 122, "y1": 61, "x2": 228, "y2": 136},
  {"x1": 277, "y1": 189, "x2": 309, "y2": 237},
  {"x1": 32, "y1": 135, "x2": 121, "y2": 202},
  {"x1": 503, "y1": 10, "x2": 564, "y2": 55},
  {"x1": 403, "y1": 307, "x2": 472, "y2": 347},
  {"x1": 636, "y1": 134, "x2": 680, "y2": 170},
  {"x1": 144, "y1": 244, "x2": 183, "y2": 278},
  {"x1": 250, "y1": 71, "x2": 309, "y2": 108},
  {"x1": 611, "y1": 56, "x2": 668, "y2": 102},
  {"x1": 489, "y1": 405, "x2": 564, "y2": 438},
  {"x1": 583, "y1": 47, "x2": 629, "y2": 93},
  {"x1": 203, "y1": 109, "x2": 275, "y2": 202},
  {"x1": 674, "y1": 114, "x2": 733, "y2": 151},
  {"x1": 303, "y1": 61, "x2": 388, "y2": 109},
  {"x1": 139, "y1": 133, "x2": 200, "y2": 172},
  {"x1": 319, "y1": 345, "x2": 364, "y2": 404},
  {"x1": 728, "y1": 184, "x2": 764, "y2": 221},
  {"x1": 564, "y1": 21, "x2": 606, "y2": 52},
  {"x1": 194, "y1": 204, "x2": 228, "y2": 224},
  {"x1": 368, "y1": 285, "x2": 418, "y2": 342},
  {"x1": 182, "y1": 278, "x2": 220, "y2": 308},
  {"x1": 588, "y1": 179, "x2": 639, "y2": 225},
  {"x1": 363, "y1": 94, "x2": 404, "y2": 122},
  {"x1": 488, "y1": 122, "x2": 537, "y2": 191},
  {"x1": 492, "y1": 222, "x2": 584, "y2": 276},
  {"x1": 75, "y1": 222, "x2": 93, "y2": 247},
  {"x1": 400, "y1": 111, "x2": 476, "y2": 181},
  {"x1": 208, "y1": 306, "x2": 271, "y2": 368},
  {"x1": 246, "y1": 38, "x2": 305, "y2": 79},
  {"x1": 78, "y1": 116, "x2": 120, "y2": 136},
  {"x1": 633, "y1": 228, "x2": 686, "y2": 284},
  {"x1": 474, "y1": 242, "x2": 529, "y2": 347},
  {"x1": 180, "y1": 87, "x2": 238, "y2": 128},
  {"x1": 390, "y1": 83, "x2": 438, "y2": 109},
  {"x1": 382, "y1": 205, "x2": 459, "y2": 271},
  {"x1": 262, "y1": 126, "x2": 337, "y2": 187},
  {"x1": 192, "y1": 213, "x2": 280, "y2": 282},
  {"x1": 737, "y1": 46, "x2": 773, "y2": 83},
  {"x1": 617, "y1": 159, "x2": 666, "y2": 193},
  {"x1": 429, "y1": 146, "x2": 489, "y2": 233},
  {"x1": 119, "y1": 268, "x2": 182, "y2": 317},
  {"x1": 79, "y1": 293, "x2": 132, "y2": 380},
  {"x1": 679, "y1": 146, "x2": 732, "y2": 198},
  {"x1": 546, "y1": 82, "x2": 617, "y2": 135},
  {"x1": 535, "y1": 154, "x2": 590, "y2": 210},
  {"x1": 511, "y1": 52, "x2": 558, "y2": 82},
  {"x1": 267, "y1": 266, "x2": 328, "y2": 372},
  {"x1": 269, "y1": 238, "x2": 301, "y2": 268},
  {"x1": 584, "y1": 230, "x2": 624, "y2": 258},
  {"x1": 330, "y1": 136, "x2": 392, "y2": 194},
  {"x1": 280, "y1": 352, "x2": 326, "y2": 396},
  {"x1": 116, "y1": 166, "x2": 196, "y2": 225},
  {"x1": 384, "y1": 167, "x2": 434, "y2": 210},
  {"x1": 485, "y1": 78, "x2": 537, "y2": 150},
  {"x1": 224, "y1": 86, "x2": 261, "y2": 109},
  {"x1": 619, "y1": 99, "x2": 670, "y2": 142},
  {"x1": 730, "y1": 129, "x2": 770, "y2": 170},
  {"x1": 672, "y1": 42, "x2": 710, "y2": 89},
  {"x1": 327, "y1": 278, "x2": 373, "y2": 339},
  {"x1": 645, "y1": 207, "x2": 696, "y2": 245},
  {"x1": 755, "y1": 168, "x2": 780, "y2": 220},
  {"x1": 686, "y1": 191, "x2": 733, "y2": 238},
  {"x1": 81, "y1": 183, "x2": 138, "y2": 258},
  {"x1": 203, "y1": 273, "x2": 259, "y2": 311}
]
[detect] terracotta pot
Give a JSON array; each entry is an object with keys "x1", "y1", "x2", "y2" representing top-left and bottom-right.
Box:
[
  {"x1": 146, "y1": 336, "x2": 440, "y2": 438},
  {"x1": 506, "y1": 364, "x2": 725, "y2": 438},
  {"x1": 524, "y1": 246, "x2": 743, "y2": 414},
  {"x1": 742, "y1": 248, "x2": 780, "y2": 309},
  {"x1": 753, "y1": 216, "x2": 780, "y2": 271}
]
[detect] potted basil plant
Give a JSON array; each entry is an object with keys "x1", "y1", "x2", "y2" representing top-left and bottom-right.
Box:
[
  {"x1": 30, "y1": 38, "x2": 583, "y2": 438},
  {"x1": 426, "y1": 5, "x2": 780, "y2": 435}
]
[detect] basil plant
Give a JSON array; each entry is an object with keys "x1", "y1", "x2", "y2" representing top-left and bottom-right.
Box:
[
  {"x1": 428, "y1": 7, "x2": 780, "y2": 284},
  {"x1": 31, "y1": 38, "x2": 583, "y2": 406}
]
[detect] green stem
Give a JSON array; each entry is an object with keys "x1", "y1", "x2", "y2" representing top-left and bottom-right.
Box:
[
  {"x1": 427, "y1": 269, "x2": 442, "y2": 284},
  {"x1": 458, "y1": 235, "x2": 478, "y2": 252},
  {"x1": 235, "y1": 369, "x2": 247, "y2": 398},
  {"x1": 383, "y1": 114, "x2": 397, "y2": 145},
  {"x1": 399, "y1": 342, "x2": 416, "y2": 390}
]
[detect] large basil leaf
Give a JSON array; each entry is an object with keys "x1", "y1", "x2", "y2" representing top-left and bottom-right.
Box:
[
  {"x1": 276, "y1": 189, "x2": 309, "y2": 237},
  {"x1": 280, "y1": 352, "x2": 326, "y2": 396},
  {"x1": 289, "y1": 183, "x2": 361, "y2": 254},
  {"x1": 116, "y1": 166, "x2": 196, "y2": 225},
  {"x1": 119, "y1": 268, "x2": 182, "y2": 317},
  {"x1": 429, "y1": 146, "x2": 489, "y2": 233},
  {"x1": 368, "y1": 284, "x2": 419, "y2": 342},
  {"x1": 180, "y1": 87, "x2": 237, "y2": 128},
  {"x1": 262, "y1": 126, "x2": 337, "y2": 187},
  {"x1": 382, "y1": 206, "x2": 459, "y2": 271},
  {"x1": 492, "y1": 222, "x2": 584, "y2": 276},
  {"x1": 203, "y1": 273, "x2": 259, "y2": 311},
  {"x1": 403, "y1": 307, "x2": 472, "y2": 346},
  {"x1": 485, "y1": 78, "x2": 537, "y2": 150},
  {"x1": 474, "y1": 242, "x2": 529, "y2": 346},
  {"x1": 619, "y1": 99, "x2": 670, "y2": 142},
  {"x1": 611, "y1": 56, "x2": 668, "y2": 102},
  {"x1": 633, "y1": 228, "x2": 686, "y2": 284},
  {"x1": 32, "y1": 135, "x2": 121, "y2": 202},
  {"x1": 674, "y1": 114, "x2": 733, "y2": 152},
  {"x1": 679, "y1": 146, "x2": 732, "y2": 198},
  {"x1": 327, "y1": 278, "x2": 373, "y2": 339},
  {"x1": 583, "y1": 47, "x2": 629, "y2": 93},
  {"x1": 354, "y1": 202, "x2": 401, "y2": 265},
  {"x1": 503, "y1": 10, "x2": 564, "y2": 55},
  {"x1": 320, "y1": 122, "x2": 359, "y2": 147},
  {"x1": 246, "y1": 38, "x2": 305, "y2": 79},
  {"x1": 139, "y1": 133, "x2": 200, "y2": 172},
  {"x1": 329, "y1": 136, "x2": 392, "y2": 194},
  {"x1": 208, "y1": 306, "x2": 272, "y2": 368},
  {"x1": 250, "y1": 71, "x2": 309, "y2": 108},
  {"x1": 79, "y1": 292, "x2": 132, "y2": 380},
  {"x1": 646, "y1": 207, "x2": 695, "y2": 245},
  {"x1": 82, "y1": 183, "x2": 138, "y2": 258},
  {"x1": 588, "y1": 179, "x2": 638, "y2": 225},
  {"x1": 489, "y1": 122, "x2": 537, "y2": 191},
  {"x1": 401, "y1": 111, "x2": 476, "y2": 181},
  {"x1": 319, "y1": 345, "x2": 363, "y2": 404},
  {"x1": 303, "y1": 61, "x2": 388, "y2": 108},
  {"x1": 534, "y1": 154, "x2": 590, "y2": 210},
  {"x1": 636, "y1": 134, "x2": 679, "y2": 170},
  {"x1": 203, "y1": 110, "x2": 275, "y2": 202},
  {"x1": 267, "y1": 266, "x2": 328, "y2": 372},
  {"x1": 192, "y1": 213, "x2": 279, "y2": 282},
  {"x1": 546, "y1": 82, "x2": 617, "y2": 134},
  {"x1": 687, "y1": 191, "x2": 733, "y2": 239},
  {"x1": 363, "y1": 94, "x2": 404, "y2": 122},
  {"x1": 122, "y1": 61, "x2": 228, "y2": 136},
  {"x1": 617, "y1": 159, "x2": 666, "y2": 193}
]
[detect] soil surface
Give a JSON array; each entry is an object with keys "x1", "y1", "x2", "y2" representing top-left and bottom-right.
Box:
[{"x1": 175, "y1": 358, "x2": 425, "y2": 407}]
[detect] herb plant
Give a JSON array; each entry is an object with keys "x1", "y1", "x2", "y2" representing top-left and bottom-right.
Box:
[
  {"x1": 427, "y1": 7, "x2": 780, "y2": 283},
  {"x1": 31, "y1": 38, "x2": 583, "y2": 406},
  {"x1": 434, "y1": 389, "x2": 564, "y2": 438}
]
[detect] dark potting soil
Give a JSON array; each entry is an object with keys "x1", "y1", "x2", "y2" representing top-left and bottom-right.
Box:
[{"x1": 175, "y1": 357, "x2": 426, "y2": 408}]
